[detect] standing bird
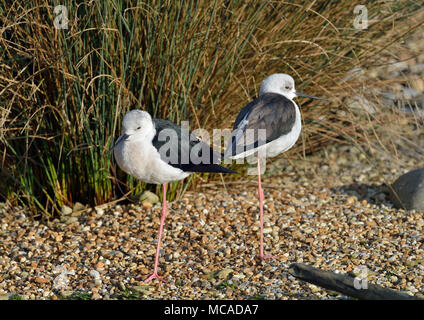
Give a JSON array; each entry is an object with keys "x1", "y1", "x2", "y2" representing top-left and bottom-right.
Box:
[
  {"x1": 224, "y1": 73, "x2": 324, "y2": 260},
  {"x1": 112, "y1": 110, "x2": 236, "y2": 282}
]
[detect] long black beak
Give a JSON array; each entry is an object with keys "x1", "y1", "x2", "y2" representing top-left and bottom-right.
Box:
[
  {"x1": 107, "y1": 133, "x2": 129, "y2": 155},
  {"x1": 296, "y1": 91, "x2": 326, "y2": 100}
]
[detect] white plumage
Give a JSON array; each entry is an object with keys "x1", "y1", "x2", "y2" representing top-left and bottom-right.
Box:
[{"x1": 225, "y1": 73, "x2": 324, "y2": 259}]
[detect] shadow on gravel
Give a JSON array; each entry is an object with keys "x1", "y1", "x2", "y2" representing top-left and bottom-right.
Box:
[{"x1": 331, "y1": 182, "x2": 394, "y2": 207}]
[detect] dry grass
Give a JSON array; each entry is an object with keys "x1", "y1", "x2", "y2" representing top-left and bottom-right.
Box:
[{"x1": 0, "y1": 0, "x2": 423, "y2": 215}]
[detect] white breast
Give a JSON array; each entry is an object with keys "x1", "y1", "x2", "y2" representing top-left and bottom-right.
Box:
[
  {"x1": 265, "y1": 104, "x2": 301, "y2": 157},
  {"x1": 114, "y1": 139, "x2": 189, "y2": 185}
]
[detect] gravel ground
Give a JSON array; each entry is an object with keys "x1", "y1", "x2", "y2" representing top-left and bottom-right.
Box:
[
  {"x1": 1, "y1": 19, "x2": 424, "y2": 301},
  {"x1": 0, "y1": 142, "x2": 423, "y2": 300}
]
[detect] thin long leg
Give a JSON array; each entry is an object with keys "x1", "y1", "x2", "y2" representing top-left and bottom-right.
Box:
[
  {"x1": 257, "y1": 158, "x2": 275, "y2": 260},
  {"x1": 257, "y1": 158, "x2": 265, "y2": 259},
  {"x1": 145, "y1": 184, "x2": 167, "y2": 282}
]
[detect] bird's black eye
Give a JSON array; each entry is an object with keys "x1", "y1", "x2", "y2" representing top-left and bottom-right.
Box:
[
  {"x1": 137, "y1": 126, "x2": 141, "y2": 130},
  {"x1": 285, "y1": 86, "x2": 291, "y2": 90}
]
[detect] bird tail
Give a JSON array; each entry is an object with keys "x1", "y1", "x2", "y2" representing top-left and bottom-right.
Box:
[{"x1": 210, "y1": 165, "x2": 238, "y2": 174}]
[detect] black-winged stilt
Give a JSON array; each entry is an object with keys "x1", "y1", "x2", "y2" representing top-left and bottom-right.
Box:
[
  {"x1": 224, "y1": 73, "x2": 324, "y2": 260},
  {"x1": 112, "y1": 109, "x2": 236, "y2": 282}
]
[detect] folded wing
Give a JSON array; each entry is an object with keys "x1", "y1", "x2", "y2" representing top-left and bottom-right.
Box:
[
  {"x1": 224, "y1": 93, "x2": 296, "y2": 159},
  {"x1": 152, "y1": 119, "x2": 236, "y2": 173}
]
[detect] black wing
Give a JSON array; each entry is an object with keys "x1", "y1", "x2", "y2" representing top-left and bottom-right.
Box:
[
  {"x1": 225, "y1": 92, "x2": 296, "y2": 158},
  {"x1": 152, "y1": 119, "x2": 236, "y2": 174}
]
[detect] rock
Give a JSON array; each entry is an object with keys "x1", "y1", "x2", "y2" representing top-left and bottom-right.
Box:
[
  {"x1": 346, "y1": 196, "x2": 357, "y2": 205},
  {"x1": 133, "y1": 285, "x2": 151, "y2": 295},
  {"x1": 60, "y1": 290, "x2": 74, "y2": 298},
  {"x1": 263, "y1": 228, "x2": 272, "y2": 234},
  {"x1": 146, "y1": 249, "x2": 156, "y2": 256},
  {"x1": 216, "y1": 268, "x2": 234, "y2": 280},
  {"x1": 61, "y1": 216, "x2": 78, "y2": 225},
  {"x1": 390, "y1": 168, "x2": 424, "y2": 210},
  {"x1": 73, "y1": 202, "x2": 86, "y2": 212},
  {"x1": 95, "y1": 262, "x2": 104, "y2": 270},
  {"x1": 138, "y1": 191, "x2": 159, "y2": 206},
  {"x1": 61, "y1": 205, "x2": 73, "y2": 216},
  {"x1": 89, "y1": 270, "x2": 101, "y2": 280},
  {"x1": 142, "y1": 202, "x2": 152, "y2": 210},
  {"x1": 91, "y1": 292, "x2": 102, "y2": 300},
  {"x1": 232, "y1": 274, "x2": 245, "y2": 280},
  {"x1": 118, "y1": 281, "x2": 126, "y2": 291},
  {"x1": 189, "y1": 230, "x2": 199, "y2": 239},
  {"x1": 366, "y1": 220, "x2": 377, "y2": 227},
  {"x1": 35, "y1": 277, "x2": 50, "y2": 284}
]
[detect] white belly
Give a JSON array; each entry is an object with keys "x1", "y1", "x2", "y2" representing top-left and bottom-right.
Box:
[
  {"x1": 230, "y1": 105, "x2": 301, "y2": 160},
  {"x1": 114, "y1": 140, "x2": 189, "y2": 185}
]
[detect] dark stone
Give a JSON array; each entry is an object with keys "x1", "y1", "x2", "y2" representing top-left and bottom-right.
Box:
[{"x1": 390, "y1": 168, "x2": 424, "y2": 210}]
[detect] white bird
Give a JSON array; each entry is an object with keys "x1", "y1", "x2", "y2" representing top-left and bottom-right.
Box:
[
  {"x1": 112, "y1": 110, "x2": 236, "y2": 282},
  {"x1": 224, "y1": 73, "x2": 324, "y2": 259}
]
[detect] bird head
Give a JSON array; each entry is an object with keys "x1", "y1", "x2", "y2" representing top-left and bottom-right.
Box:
[
  {"x1": 121, "y1": 109, "x2": 153, "y2": 137},
  {"x1": 111, "y1": 109, "x2": 154, "y2": 151},
  {"x1": 259, "y1": 73, "x2": 325, "y2": 101}
]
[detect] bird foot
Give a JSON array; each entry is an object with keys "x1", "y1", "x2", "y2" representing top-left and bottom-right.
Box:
[
  {"x1": 144, "y1": 272, "x2": 166, "y2": 283},
  {"x1": 257, "y1": 254, "x2": 277, "y2": 261}
]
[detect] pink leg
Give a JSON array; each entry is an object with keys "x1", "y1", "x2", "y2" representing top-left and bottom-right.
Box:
[
  {"x1": 257, "y1": 158, "x2": 275, "y2": 260},
  {"x1": 145, "y1": 184, "x2": 167, "y2": 283}
]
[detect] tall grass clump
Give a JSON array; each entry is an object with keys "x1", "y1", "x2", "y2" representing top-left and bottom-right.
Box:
[{"x1": 0, "y1": 0, "x2": 423, "y2": 215}]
